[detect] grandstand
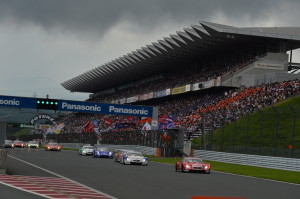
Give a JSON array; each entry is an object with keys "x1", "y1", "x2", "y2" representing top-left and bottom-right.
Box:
[{"x1": 59, "y1": 21, "x2": 300, "y2": 139}]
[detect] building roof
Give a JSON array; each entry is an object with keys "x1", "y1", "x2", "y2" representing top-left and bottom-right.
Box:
[{"x1": 61, "y1": 21, "x2": 300, "y2": 93}]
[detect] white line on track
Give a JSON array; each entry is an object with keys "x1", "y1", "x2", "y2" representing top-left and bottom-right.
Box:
[
  {"x1": 150, "y1": 160, "x2": 300, "y2": 186},
  {"x1": 0, "y1": 180, "x2": 51, "y2": 199},
  {"x1": 8, "y1": 155, "x2": 117, "y2": 199}
]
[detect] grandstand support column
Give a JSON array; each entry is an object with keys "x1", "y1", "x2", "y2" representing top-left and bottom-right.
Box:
[
  {"x1": 258, "y1": 109, "x2": 264, "y2": 155},
  {"x1": 271, "y1": 106, "x2": 280, "y2": 157},
  {"x1": 289, "y1": 105, "x2": 296, "y2": 158}
]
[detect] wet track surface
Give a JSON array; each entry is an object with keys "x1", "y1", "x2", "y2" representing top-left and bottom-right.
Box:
[{"x1": 2, "y1": 148, "x2": 300, "y2": 199}]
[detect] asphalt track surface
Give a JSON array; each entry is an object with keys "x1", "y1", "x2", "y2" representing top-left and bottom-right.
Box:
[{"x1": 2, "y1": 148, "x2": 300, "y2": 199}]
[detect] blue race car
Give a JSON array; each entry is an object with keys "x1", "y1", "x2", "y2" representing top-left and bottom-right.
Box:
[{"x1": 93, "y1": 147, "x2": 113, "y2": 158}]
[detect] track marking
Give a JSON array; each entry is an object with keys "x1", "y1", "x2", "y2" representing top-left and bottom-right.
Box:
[
  {"x1": 7, "y1": 155, "x2": 117, "y2": 199},
  {"x1": 150, "y1": 161, "x2": 300, "y2": 186},
  {"x1": 0, "y1": 180, "x2": 51, "y2": 199}
]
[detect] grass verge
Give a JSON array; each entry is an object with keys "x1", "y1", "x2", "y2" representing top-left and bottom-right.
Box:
[{"x1": 150, "y1": 158, "x2": 300, "y2": 184}]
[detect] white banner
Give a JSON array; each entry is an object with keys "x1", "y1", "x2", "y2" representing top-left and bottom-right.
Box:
[{"x1": 255, "y1": 62, "x2": 285, "y2": 70}]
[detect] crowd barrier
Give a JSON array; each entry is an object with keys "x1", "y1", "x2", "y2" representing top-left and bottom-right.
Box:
[
  {"x1": 0, "y1": 149, "x2": 7, "y2": 174},
  {"x1": 193, "y1": 150, "x2": 300, "y2": 172}
]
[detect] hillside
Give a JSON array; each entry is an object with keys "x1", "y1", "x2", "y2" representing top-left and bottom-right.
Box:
[{"x1": 194, "y1": 95, "x2": 300, "y2": 158}]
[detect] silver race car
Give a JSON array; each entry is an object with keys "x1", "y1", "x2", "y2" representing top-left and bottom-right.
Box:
[
  {"x1": 79, "y1": 145, "x2": 94, "y2": 156},
  {"x1": 120, "y1": 151, "x2": 148, "y2": 166}
]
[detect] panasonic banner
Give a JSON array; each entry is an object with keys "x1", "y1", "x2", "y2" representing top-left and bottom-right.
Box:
[
  {"x1": 59, "y1": 100, "x2": 153, "y2": 117},
  {"x1": 0, "y1": 95, "x2": 36, "y2": 109},
  {"x1": 0, "y1": 95, "x2": 153, "y2": 117}
]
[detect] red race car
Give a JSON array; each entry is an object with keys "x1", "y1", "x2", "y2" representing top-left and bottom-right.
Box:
[
  {"x1": 175, "y1": 157, "x2": 210, "y2": 174},
  {"x1": 12, "y1": 140, "x2": 26, "y2": 148},
  {"x1": 44, "y1": 142, "x2": 62, "y2": 151}
]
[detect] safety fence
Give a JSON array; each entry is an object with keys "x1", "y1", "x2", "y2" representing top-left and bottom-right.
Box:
[
  {"x1": 193, "y1": 150, "x2": 300, "y2": 172},
  {"x1": 194, "y1": 105, "x2": 300, "y2": 159}
]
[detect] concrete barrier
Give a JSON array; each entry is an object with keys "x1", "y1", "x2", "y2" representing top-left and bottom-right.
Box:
[{"x1": 0, "y1": 149, "x2": 7, "y2": 174}]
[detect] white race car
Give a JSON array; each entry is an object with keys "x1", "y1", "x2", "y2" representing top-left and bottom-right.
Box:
[
  {"x1": 26, "y1": 141, "x2": 39, "y2": 148},
  {"x1": 79, "y1": 145, "x2": 94, "y2": 155},
  {"x1": 120, "y1": 151, "x2": 148, "y2": 166}
]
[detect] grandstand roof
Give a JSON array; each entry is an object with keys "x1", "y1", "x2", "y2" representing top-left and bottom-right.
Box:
[{"x1": 61, "y1": 21, "x2": 300, "y2": 93}]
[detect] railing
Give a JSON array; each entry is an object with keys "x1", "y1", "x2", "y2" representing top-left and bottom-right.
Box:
[{"x1": 193, "y1": 150, "x2": 300, "y2": 172}]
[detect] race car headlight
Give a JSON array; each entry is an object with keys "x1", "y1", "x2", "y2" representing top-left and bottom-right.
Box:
[
  {"x1": 109, "y1": 152, "x2": 113, "y2": 155},
  {"x1": 204, "y1": 166, "x2": 208, "y2": 169},
  {"x1": 28, "y1": 144, "x2": 31, "y2": 147},
  {"x1": 185, "y1": 165, "x2": 190, "y2": 168},
  {"x1": 126, "y1": 158, "x2": 131, "y2": 161}
]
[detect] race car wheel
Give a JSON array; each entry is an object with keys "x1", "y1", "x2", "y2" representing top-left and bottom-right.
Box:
[{"x1": 205, "y1": 170, "x2": 210, "y2": 174}]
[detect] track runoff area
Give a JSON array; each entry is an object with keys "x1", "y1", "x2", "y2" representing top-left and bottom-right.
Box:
[{"x1": 1, "y1": 148, "x2": 299, "y2": 199}]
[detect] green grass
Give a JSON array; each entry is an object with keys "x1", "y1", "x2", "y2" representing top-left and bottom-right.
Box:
[
  {"x1": 62, "y1": 148, "x2": 79, "y2": 151},
  {"x1": 150, "y1": 158, "x2": 300, "y2": 184},
  {"x1": 192, "y1": 95, "x2": 300, "y2": 155}
]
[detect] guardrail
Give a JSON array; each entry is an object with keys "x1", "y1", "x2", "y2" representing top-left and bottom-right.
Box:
[
  {"x1": 193, "y1": 150, "x2": 300, "y2": 172},
  {"x1": 0, "y1": 149, "x2": 7, "y2": 174},
  {"x1": 59, "y1": 143, "x2": 157, "y2": 156}
]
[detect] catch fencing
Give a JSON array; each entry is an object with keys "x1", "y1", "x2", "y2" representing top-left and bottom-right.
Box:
[
  {"x1": 194, "y1": 105, "x2": 300, "y2": 159},
  {"x1": 193, "y1": 150, "x2": 300, "y2": 172}
]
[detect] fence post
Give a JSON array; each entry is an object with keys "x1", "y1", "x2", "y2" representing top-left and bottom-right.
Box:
[
  {"x1": 289, "y1": 105, "x2": 296, "y2": 158},
  {"x1": 272, "y1": 106, "x2": 279, "y2": 157},
  {"x1": 232, "y1": 114, "x2": 237, "y2": 153},
  {"x1": 245, "y1": 112, "x2": 250, "y2": 154},
  {"x1": 210, "y1": 112, "x2": 214, "y2": 151},
  {"x1": 221, "y1": 116, "x2": 225, "y2": 152},
  {"x1": 258, "y1": 109, "x2": 263, "y2": 155},
  {"x1": 201, "y1": 114, "x2": 206, "y2": 150}
]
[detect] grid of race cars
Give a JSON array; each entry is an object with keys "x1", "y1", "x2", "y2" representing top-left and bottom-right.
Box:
[{"x1": 3, "y1": 140, "x2": 211, "y2": 173}]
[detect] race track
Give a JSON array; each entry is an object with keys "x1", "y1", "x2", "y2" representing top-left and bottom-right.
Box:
[{"x1": 3, "y1": 148, "x2": 300, "y2": 199}]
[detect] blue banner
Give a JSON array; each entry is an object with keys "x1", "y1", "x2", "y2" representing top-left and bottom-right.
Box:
[
  {"x1": 58, "y1": 100, "x2": 153, "y2": 117},
  {"x1": 0, "y1": 95, "x2": 153, "y2": 117},
  {"x1": 0, "y1": 95, "x2": 36, "y2": 109}
]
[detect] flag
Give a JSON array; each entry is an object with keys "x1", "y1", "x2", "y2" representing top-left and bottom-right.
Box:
[
  {"x1": 104, "y1": 118, "x2": 113, "y2": 126},
  {"x1": 142, "y1": 122, "x2": 151, "y2": 130}
]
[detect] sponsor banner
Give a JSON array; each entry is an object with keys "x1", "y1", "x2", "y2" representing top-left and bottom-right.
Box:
[
  {"x1": 0, "y1": 95, "x2": 36, "y2": 109},
  {"x1": 139, "y1": 94, "x2": 145, "y2": 101},
  {"x1": 255, "y1": 62, "x2": 285, "y2": 70},
  {"x1": 35, "y1": 124, "x2": 51, "y2": 129},
  {"x1": 20, "y1": 124, "x2": 35, "y2": 128},
  {"x1": 204, "y1": 79, "x2": 214, "y2": 88},
  {"x1": 58, "y1": 100, "x2": 153, "y2": 117},
  {"x1": 192, "y1": 82, "x2": 203, "y2": 91},
  {"x1": 120, "y1": 98, "x2": 126, "y2": 104},
  {"x1": 166, "y1": 88, "x2": 171, "y2": 95},
  {"x1": 171, "y1": 86, "x2": 186, "y2": 95},
  {"x1": 147, "y1": 92, "x2": 154, "y2": 99},
  {"x1": 186, "y1": 84, "x2": 191, "y2": 92},
  {"x1": 30, "y1": 114, "x2": 55, "y2": 124},
  {"x1": 215, "y1": 76, "x2": 221, "y2": 86}
]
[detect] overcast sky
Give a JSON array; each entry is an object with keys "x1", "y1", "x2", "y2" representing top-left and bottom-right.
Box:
[{"x1": 1, "y1": 0, "x2": 300, "y2": 101}]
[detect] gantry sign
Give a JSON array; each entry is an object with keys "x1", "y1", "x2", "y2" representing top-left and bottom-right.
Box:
[{"x1": 0, "y1": 95, "x2": 153, "y2": 117}]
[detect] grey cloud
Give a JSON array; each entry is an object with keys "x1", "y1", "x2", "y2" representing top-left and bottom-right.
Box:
[{"x1": 0, "y1": 0, "x2": 299, "y2": 38}]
